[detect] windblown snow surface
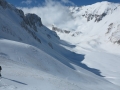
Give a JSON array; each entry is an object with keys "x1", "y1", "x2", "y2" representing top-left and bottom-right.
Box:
[
  {"x1": 0, "y1": 0, "x2": 120, "y2": 90},
  {"x1": 0, "y1": 39, "x2": 120, "y2": 90}
]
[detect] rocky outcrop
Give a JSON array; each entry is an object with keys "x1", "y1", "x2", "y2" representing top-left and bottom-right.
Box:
[
  {"x1": 0, "y1": 0, "x2": 43, "y2": 32},
  {"x1": 21, "y1": 20, "x2": 41, "y2": 43},
  {"x1": 24, "y1": 14, "x2": 43, "y2": 32},
  {"x1": 52, "y1": 25, "x2": 70, "y2": 34},
  {"x1": 20, "y1": 13, "x2": 43, "y2": 43},
  {"x1": 106, "y1": 23, "x2": 114, "y2": 34},
  {"x1": 82, "y1": 12, "x2": 107, "y2": 22},
  {"x1": 110, "y1": 24, "x2": 120, "y2": 44},
  {"x1": 0, "y1": 0, "x2": 9, "y2": 8},
  {"x1": 72, "y1": 32, "x2": 82, "y2": 37},
  {"x1": 0, "y1": 0, "x2": 43, "y2": 43}
]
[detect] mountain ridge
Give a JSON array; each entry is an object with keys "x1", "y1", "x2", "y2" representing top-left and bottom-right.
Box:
[
  {"x1": 0, "y1": 0, "x2": 120, "y2": 89},
  {"x1": 51, "y1": 1, "x2": 120, "y2": 46}
]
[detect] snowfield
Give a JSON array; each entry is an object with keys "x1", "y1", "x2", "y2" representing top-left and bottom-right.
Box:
[
  {"x1": 0, "y1": 39, "x2": 120, "y2": 90},
  {"x1": 0, "y1": 0, "x2": 120, "y2": 90}
]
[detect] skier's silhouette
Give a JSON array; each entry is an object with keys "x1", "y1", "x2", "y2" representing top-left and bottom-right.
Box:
[{"x1": 0, "y1": 66, "x2": 2, "y2": 77}]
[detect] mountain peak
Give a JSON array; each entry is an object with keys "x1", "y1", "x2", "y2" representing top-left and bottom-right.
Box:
[
  {"x1": 0, "y1": 0, "x2": 43, "y2": 32},
  {"x1": 69, "y1": 1, "x2": 120, "y2": 23}
]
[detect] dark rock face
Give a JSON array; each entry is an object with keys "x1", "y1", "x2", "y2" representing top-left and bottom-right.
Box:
[
  {"x1": 109, "y1": 24, "x2": 120, "y2": 44},
  {"x1": 106, "y1": 23, "x2": 113, "y2": 34},
  {"x1": 72, "y1": 32, "x2": 82, "y2": 37},
  {"x1": 0, "y1": 0, "x2": 25, "y2": 19},
  {"x1": 20, "y1": 14, "x2": 43, "y2": 43},
  {"x1": 52, "y1": 26, "x2": 70, "y2": 34},
  {"x1": 1, "y1": 0, "x2": 43, "y2": 43},
  {"x1": 21, "y1": 17, "x2": 42, "y2": 43},
  {"x1": 82, "y1": 12, "x2": 107, "y2": 22},
  {"x1": 24, "y1": 14, "x2": 43, "y2": 32},
  {"x1": 0, "y1": 0, "x2": 43, "y2": 32},
  {"x1": 15, "y1": 9, "x2": 25, "y2": 19},
  {"x1": 0, "y1": 0, "x2": 8, "y2": 8}
]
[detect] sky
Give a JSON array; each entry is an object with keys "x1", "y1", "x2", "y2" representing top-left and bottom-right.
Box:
[{"x1": 6, "y1": 0, "x2": 120, "y2": 7}]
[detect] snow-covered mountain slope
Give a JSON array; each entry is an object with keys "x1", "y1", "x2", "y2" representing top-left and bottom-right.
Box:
[
  {"x1": 0, "y1": 0, "x2": 120, "y2": 89},
  {"x1": 50, "y1": 1, "x2": 120, "y2": 86},
  {"x1": 0, "y1": 0, "x2": 59, "y2": 44},
  {"x1": 53, "y1": 1, "x2": 120, "y2": 45},
  {"x1": 0, "y1": 39, "x2": 120, "y2": 90}
]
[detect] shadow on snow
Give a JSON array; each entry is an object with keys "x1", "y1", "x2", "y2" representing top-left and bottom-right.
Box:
[
  {"x1": 57, "y1": 40, "x2": 104, "y2": 77},
  {"x1": 2, "y1": 77, "x2": 27, "y2": 85}
]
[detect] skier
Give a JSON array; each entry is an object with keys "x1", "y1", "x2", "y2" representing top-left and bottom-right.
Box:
[{"x1": 0, "y1": 66, "x2": 2, "y2": 77}]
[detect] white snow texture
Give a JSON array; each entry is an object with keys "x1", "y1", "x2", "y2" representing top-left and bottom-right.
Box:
[{"x1": 0, "y1": 0, "x2": 120, "y2": 90}]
